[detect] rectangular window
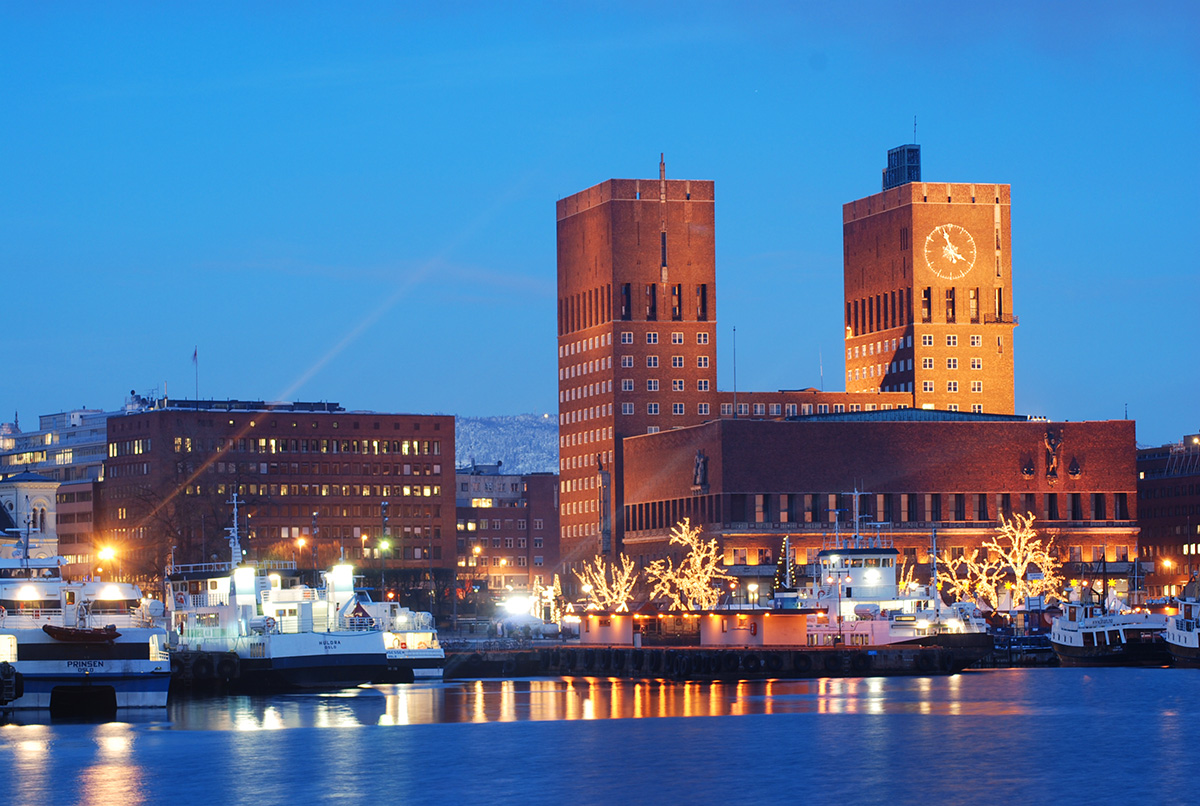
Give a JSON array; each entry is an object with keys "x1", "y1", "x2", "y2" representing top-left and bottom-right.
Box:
[
  {"x1": 921, "y1": 287, "x2": 932, "y2": 322},
  {"x1": 672, "y1": 379, "x2": 685, "y2": 391},
  {"x1": 971, "y1": 358, "x2": 983, "y2": 370},
  {"x1": 621, "y1": 379, "x2": 634, "y2": 391},
  {"x1": 646, "y1": 284, "x2": 657, "y2": 320},
  {"x1": 832, "y1": 404, "x2": 844, "y2": 413},
  {"x1": 971, "y1": 335, "x2": 982, "y2": 347},
  {"x1": 671, "y1": 332, "x2": 684, "y2": 344},
  {"x1": 621, "y1": 402, "x2": 634, "y2": 415},
  {"x1": 945, "y1": 288, "x2": 956, "y2": 322},
  {"x1": 922, "y1": 357, "x2": 934, "y2": 369},
  {"x1": 647, "y1": 379, "x2": 659, "y2": 391},
  {"x1": 646, "y1": 356, "x2": 659, "y2": 368},
  {"x1": 697, "y1": 356, "x2": 709, "y2": 368},
  {"x1": 737, "y1": 403, "x2": 749, "y2": 416},
  {"x1": 785, "y1": 404, "x2": 797, "y2": 416},
  {"x1": 947, "y1": 381, "x2": 959, "y2": 392},
  {"x1": 697, "y1": 379, "x2": 710, "y2": 391},
  {"x1": 698, "y1": 403, "x2": 710, "y2": 415},
  {"x1": 946, "y1": 357, "x2": 958, "y2": 369},
  {"x1": 721, "y1": 403, "x2": 733, "y2": 415},
  {"x1": 922, "y1": 334, "x2": 934, "y2": 346},
  {"x1": 647, "y1": 403, "x2": 659, "y2": 415},
  {"x1": 647, "y1": 332, "x2": 659, "y2": 344},
  {"x1": 971, "y1": 404, "x2": 983, "y2": 413},
  {"x1": 621, "y1": 356, "x2": 634, "y2": 368},
  {"x1": 769, "y1": 404, "x2": 781, "y2": 415},
  {"x1": 671, "y1": 356, "x2": 684, "y2": 368},
  {"x1": 672, "y1": 403, "x2": 685, "y2": 415},
  {"x1": 971, "y1": 381, "x2": 983, "y2": 393},
  {"x1": 620, "y1": 284, "x2": 631, "y2": 320},
  {"x1": 923, "y1": 381, "x2": 934, "y2": 392},
  {"x1": 697, "y1": 332, "x2": 709, "y2": 345},
  {"x1": 621, "y1": 332, "x2": 633, "y2": 344},
  {"x1": 946, "y1": 334, "x2": 958, "y2": 347},
  {"x1": 817, "y1": 404, "x2": 830, "y2": 414},
  {"x1": 753, "y1": 403, "x2": 765, "y2": 415}
]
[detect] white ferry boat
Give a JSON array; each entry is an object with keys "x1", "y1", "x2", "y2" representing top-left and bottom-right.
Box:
[
  {"x1": 0, "y1": 557, "x2": 170, "y2": 712},
  {"x1": 1050, "y1": 601, "x2": 1169, "y2": 667},
  {"x1": 164, "y1": 496, "x2": 443, "y2": 689}
]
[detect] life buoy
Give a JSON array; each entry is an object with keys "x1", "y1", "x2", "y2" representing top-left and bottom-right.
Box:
[
  {"x1": 0, "y1": 605, "x2": 6, "y2": 620},
  {"x1": 417, "y1": 641, "x2": 428, "y2": 649},
  {"x1": 263, "y1": 617, "x2": 277, "y2": 633},
  {"x1": 750, "y1": 622, "x2": 758, "y2": 636},
  {"x1": 175, "y1": 592, "x2": 186, "y2": 607}
]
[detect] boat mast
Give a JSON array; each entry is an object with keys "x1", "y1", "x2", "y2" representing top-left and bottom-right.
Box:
[{"x1": 226, "y1": 493, "x2": 243, "y2": 566}]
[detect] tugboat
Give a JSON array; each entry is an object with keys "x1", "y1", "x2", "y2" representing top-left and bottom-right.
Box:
[
  {"x1": 0, "y1": 557, "x2": 170, "y2": 711},
  {"x1": 163, "y1": 495, "x2": 443, "y2": 689},
  {"x1": 1050, "y1": 600, "x2": 1169, "y2": 667}
]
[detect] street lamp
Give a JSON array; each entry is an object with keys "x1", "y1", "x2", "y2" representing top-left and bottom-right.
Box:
[
  {"x1": 310, "y1": 511, "x2": 320, "y2": 581},
  {"x1": 98, "y1": 546, "x2": 116, "y2": 581},
  {"x1": 748, "y1": 583, "x2": 759, "y2": 608},
  {"x1": 379, "y1": 540, "x2": 390, "y2": 597}
]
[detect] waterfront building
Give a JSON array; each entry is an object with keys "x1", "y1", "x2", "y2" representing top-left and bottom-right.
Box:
[
  {"x1": 1137, "y1": 434, "x2": 1200, "y2": 598},
  {"x1": 0, "y1": 471, "x2": 60, "y2": 560},
  {"x1": 454, "y1": 461, "x2": 560, "y2": 595},
  {"x1": 97, "y1": 397, "x2": 455, "y2": 603},
  {"x1": 555, "y1": 148, "x2": 1138, "y2": 598}
]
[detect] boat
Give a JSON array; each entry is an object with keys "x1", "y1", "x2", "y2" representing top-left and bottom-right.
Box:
[
  {"x1": 1164, "y1": 579, "x2": 1200, "y2": 667},
  {"x1": 778, "y1": 508, "x2": 992, "y2": 658},
  {"x1": 1049, "y1": 600, "x2": 1169, "y2": 667},
  {"x1": 163, "y1": 495, "x2": 443, "y2": 690},
  {"x1": 0, "y1": 557, "x2": 171, "y2": 712}
]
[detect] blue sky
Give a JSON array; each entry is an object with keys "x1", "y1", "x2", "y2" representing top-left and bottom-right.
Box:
[{"x1": 2, "y1": 2, "x2": 1196, "y2": 446}]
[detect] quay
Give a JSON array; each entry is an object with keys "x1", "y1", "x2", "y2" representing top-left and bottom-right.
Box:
[{"x1": 445, "y1": 641, "x2": 989, "y2": 680}]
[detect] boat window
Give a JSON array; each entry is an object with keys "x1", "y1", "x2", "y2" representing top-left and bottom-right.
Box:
[
  {"x1": 1096, "y1": 632, "x2": 1106, "y2": 646},
  {"x1": 1108, "y1": 630, "x2": 1121, "y2": 644},
  {"x1": 189, "y1": 581, "x2": 202, "y2": 594},
  {"x1": 64, "y1": 591, "x2": 76, "y2": 605},
  {"x1": 865, "y1": 558, "x2": 880, "y2": 567},
  {"x1": 209, "y1": 580, "x2": 221, "y2": 590},
  {"x1": 851, "y1": 560, "x2": 863, "y2": 567},
  {"x1": 1083, "y1": 632, "x2": 1094, "y2": 647}
]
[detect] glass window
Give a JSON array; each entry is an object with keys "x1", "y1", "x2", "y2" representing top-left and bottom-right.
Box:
[
  {"x1": 621, "y1": 332, "x2": 633, "y2": 344},
  {"x1": 647, "y1": 356, "x2": 658, "y2": 368}
]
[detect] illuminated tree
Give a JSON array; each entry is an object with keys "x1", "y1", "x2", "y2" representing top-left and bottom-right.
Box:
[
  {"x1": 645, "y1": 518, "x2": 734, "y2": 610},
  {"x1": 938, "y1": 512, "x2": 1063, "y2": 609},
  {"x1": 772, "y1": 535, "x2": 801, "y2": 592},
  {"x1": 574, "y1": 554, "x2": 639, "y2": 612}
]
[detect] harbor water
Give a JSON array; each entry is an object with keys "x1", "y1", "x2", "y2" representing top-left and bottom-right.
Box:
[{"x1": 3, "y1": 667, "x2": 1198, "y2": 805}]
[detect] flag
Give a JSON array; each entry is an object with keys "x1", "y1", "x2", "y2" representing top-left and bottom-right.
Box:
[{"x1": 192, "y1": 347, "x2": 198, "y2": 365}]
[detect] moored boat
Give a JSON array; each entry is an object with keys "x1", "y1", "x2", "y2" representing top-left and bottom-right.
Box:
[
  {"x1": 0, "y1": 558, "x2": 170, "y2": 712},
  {"x1": 1049, "y1": 601, "x2": 1169, "y2": 667}
]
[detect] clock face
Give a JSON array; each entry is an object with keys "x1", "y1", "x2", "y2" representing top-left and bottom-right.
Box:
[{"x1": 924, "y1": 224, "x2": 977, "y2": 280}]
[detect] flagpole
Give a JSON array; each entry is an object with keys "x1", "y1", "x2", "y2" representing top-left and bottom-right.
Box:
[{"x1": 193, "y1": 346, "x2": 199, "y2": 401}]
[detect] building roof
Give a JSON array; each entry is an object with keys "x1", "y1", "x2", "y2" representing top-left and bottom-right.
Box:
[
  {"x1": 786, "y1": 409, "x2": 1029, "y2": 424},
  {"x1": 0, "y1": 471, "x2": 58, "y2": 484}
]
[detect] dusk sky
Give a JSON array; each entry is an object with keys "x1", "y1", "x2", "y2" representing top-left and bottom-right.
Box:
[{"x1": 3, "y1": 2, "x2": 1196, "y2": 447}]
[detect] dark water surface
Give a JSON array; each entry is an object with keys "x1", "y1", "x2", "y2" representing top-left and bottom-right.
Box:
[{"x1": 2, "y1": 668, "x2": 1197, "y2": 805}]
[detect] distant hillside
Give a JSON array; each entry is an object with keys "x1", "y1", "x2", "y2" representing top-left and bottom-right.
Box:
[{"x1": 455, "y1": 414, "x2": 559, "y2": 475}]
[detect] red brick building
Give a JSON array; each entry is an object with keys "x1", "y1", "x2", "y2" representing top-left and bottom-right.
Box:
[
  {"x1": 455, "y1": 462, "x2": 560, "y2": 594},
  {"x1": 98, "y1": 398, "x2": 455, "y2": 598},
  {"x1": 621, "y1": 413, "x2": 1139, "y2": 594},
  {"x1": 1138, "y1": 434, "x2": 1200, "y2": 599}
]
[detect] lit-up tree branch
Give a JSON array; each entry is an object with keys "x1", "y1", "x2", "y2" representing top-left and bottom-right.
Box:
[
  {"x1": 645, "y1": 518, "x2": 733, "y2": 611},
  {"x1": 937, "y1": 512, "x2": 1062, "y2": 610},
  {"x1": 574, "y1": 554, "x2": 638, "y2": 612}
]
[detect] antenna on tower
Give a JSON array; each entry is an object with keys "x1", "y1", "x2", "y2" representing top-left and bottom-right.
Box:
[{"x1": 913, "y1": 115, "x2": 917, "y2": 143}]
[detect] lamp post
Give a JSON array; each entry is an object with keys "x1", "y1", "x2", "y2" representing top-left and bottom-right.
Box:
[
  {"x1": 472, "y1": 545, "x2": 482, "y2": 619},
  {"x1": 310, "y1": 511, "x2": 319, "y2": 583},
  {"x1": 748, "y1": 582, "x2": 759, "y2": 609},
  {"x1": 98, "y1": 546, "x2": 116, "y2": 582},
  {"x1": 379, "y1": 540, "x2": 390, "y2": 598}
]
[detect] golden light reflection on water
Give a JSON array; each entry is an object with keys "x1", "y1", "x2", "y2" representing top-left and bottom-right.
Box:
[{"x1": 79, "y1": 723, "x2": 142, "y2": 806}]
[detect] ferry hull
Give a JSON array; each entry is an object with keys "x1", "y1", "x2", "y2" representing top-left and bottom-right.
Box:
[{"x1": 1166, "y1": 641, "x2": 1200, "y2": 668}]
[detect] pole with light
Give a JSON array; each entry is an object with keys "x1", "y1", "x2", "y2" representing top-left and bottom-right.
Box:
[
  {"x1": 380, "y1": 500, "x2": 390, "y2": 598},
  {"x1": 310, "y1": 511, "x2": 319, "y2": 582}
]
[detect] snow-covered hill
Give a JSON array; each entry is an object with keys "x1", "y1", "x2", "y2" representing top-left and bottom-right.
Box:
[{"x1": 454, "y1": 414, "x2": 558, "y2": 475}]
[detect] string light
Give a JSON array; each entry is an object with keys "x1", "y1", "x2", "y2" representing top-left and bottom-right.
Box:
[{"x1": 644, "y1": 518, "x2": 733, "y2": 610}]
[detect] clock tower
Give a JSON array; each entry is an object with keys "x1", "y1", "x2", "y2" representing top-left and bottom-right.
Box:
[{"x1": 842, "y1": 146, "x2": 1016, "y2": 414}]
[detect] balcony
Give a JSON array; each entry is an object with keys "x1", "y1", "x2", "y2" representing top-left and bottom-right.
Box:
[{"x1": 983, "y1": 313, "x2": 1019, "y2": 325}]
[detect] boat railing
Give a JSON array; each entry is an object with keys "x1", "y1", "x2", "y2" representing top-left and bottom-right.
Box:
[
  {"x1": 339, "y1": 616, "x2": 380, "y2": 632},
  {"x1": 0, "y1": 608, "x2": 149, "y2": 629},
  {"x1": 262, "y1": 588, "x2": 318, "y2": 603},
  {"x1": 172, "y1": 559, "x2": 298, "y2": 575},
  {"x1": 179, "y1": 592, "x2": 232, "y2": 609}
]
